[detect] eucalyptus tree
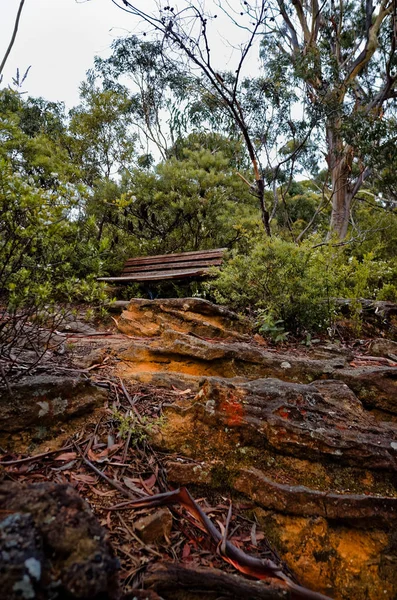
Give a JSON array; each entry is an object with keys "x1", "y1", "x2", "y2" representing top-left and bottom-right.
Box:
[
  {"x1": 106, "y1": 0, "x2": 396, "y2": 241},
  {"x1": 93, "y1": 35, "x2": 193, "y2": 161},
  {"x1": 262, "y1": 0, "x2": 397, "y2": 239},
  {"x1": 69, "y1": 80, "x2": 138, "y2": 241},
  {"x1": 101, "y1": 1, "x2": 286, "y2": 236}
]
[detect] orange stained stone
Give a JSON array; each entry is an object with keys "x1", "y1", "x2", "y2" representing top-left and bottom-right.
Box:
[{"x1": 219, "y1": 394, "x2": 244, "y2": 426}]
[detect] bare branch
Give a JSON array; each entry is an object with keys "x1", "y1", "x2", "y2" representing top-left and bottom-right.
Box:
[
  {"x1": 0, "y1": 0, "x2": 26, "y2": 76},
  {"x1": 124, "y1": 486, "x2": 334, "y2": 600},
  {"x1": 276, "y1": 0, "x2": 300, "y2": 52},
  {"x1": 345, "y1": 0, "x2": 393, "y2": 87}
]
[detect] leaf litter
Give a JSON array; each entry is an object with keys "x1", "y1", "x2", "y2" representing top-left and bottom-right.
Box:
[{"x1": 0, "y1": 375, "x2": 332, "y2": 599}]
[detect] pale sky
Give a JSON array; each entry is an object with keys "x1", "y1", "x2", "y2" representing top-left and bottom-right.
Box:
[
  {"x1": 1, "y1": 0, "x2": 144, "y2": 108},
  {"x1": 1, "y1": 0, "x2": 257, "y2": 110}
]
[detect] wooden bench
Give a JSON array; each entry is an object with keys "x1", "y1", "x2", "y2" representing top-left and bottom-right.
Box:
[{"x1": 98, "y1": 248, "x2": 226, "y2": 283}]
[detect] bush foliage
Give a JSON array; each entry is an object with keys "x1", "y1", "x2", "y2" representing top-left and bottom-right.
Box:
[
  {"x1": 211, "y1": 237, "x2": 397, "y2": 333},
  {"x1": 0, "y1": 83, "x2": 396, "y2": 342}
]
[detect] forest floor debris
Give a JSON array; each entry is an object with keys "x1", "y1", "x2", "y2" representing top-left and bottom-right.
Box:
[{"x1": 1, "y1": 307, "x2": 396, "y2": 599}]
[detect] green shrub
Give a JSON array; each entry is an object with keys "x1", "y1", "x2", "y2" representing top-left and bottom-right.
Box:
[
  {"x1": 376, "y1": 283, "x2": 397, "y2": 302},
  {"x1": 211, "y1": 237, "x2": 397, "y2": 334},
  {"x1": 255, "y1": 310, "x2": 289, "y2": 342},
  {"x1": 211, "y1": 238, "x2": 342, "y2": 333}
]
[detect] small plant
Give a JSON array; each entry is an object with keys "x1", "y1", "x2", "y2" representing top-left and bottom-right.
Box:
[
  {"x1": 255, "y1": 310, "x2": 289, "y2": 343},
  {"x1": 301, "y1": 332, "x2": 312, "y2": 347},
  {"x1": 65, "y1": 340, "x2": 76, "y2": 353},
  {"x1": 121, "y1": 283, "x2": 143, "y2": 300},
  {"x1": 377, "y1": 283, "x2": 397, "y2": 302},
  {"x1": 300, "y1": 332, "x2": 321, "y2": 347},
  {"x1": 112, "y1": 409, "x2": 164, "y2": 446},
  {"x1": 84, "y1": 308, "x2": 95, "y2": 321}
]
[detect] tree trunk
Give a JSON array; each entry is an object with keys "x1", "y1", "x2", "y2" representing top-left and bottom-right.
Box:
[
  {"x1": 257, "y1": 178, "x2": 271, "y2": 237},
  {"x1": 329, "y1": 157, "x2": 352, "y2": 240},
  {"x1": 327, "y1": 124, "x2": 353, "y2": 240}
]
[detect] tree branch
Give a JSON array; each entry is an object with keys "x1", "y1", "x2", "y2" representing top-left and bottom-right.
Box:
[
  {"x1": 276, "y1": 0, "x2": 300, "y2": 52},
  {"x1": 291, "y1": 0, "x2": 311, "y2": 43},
  {"x1": 0, "y1": 0, "x2": 26, "y2": 76},
  {"x1": 345, "y1": 0, "x2": 393, "y2": 86}
]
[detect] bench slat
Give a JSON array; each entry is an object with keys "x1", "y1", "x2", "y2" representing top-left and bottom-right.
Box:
[
  {"x1": 98, "y1": 267, "x2": 215, "y2": 283},
  {"x1": 121, "y1": 258, "x2": 222, "y2": 274},
  {"x1": 124, "y1": 248, "x2": 226, "y2": 267}
]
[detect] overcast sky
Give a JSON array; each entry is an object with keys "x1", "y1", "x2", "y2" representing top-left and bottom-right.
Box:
[
  {"x1": 2, "y1": 0, "x2": 257, "y2": 111},
  {"x1": 1, "y1": 0, "x2": 144, "y2": 108}
]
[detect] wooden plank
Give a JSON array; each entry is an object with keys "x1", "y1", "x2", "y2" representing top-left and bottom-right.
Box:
[
  {"x1": 124, "y1": 248, "x2": 225, "y2": 263},
  {"x1": 98, "y1": 267, "x2": 218, "y2": 283},
  {"x1": 124, "y1": 253, "x2": 225, "y2": 268},
  {"x1": 124, "y1": 248, "x2": 226, "y2": 267},
  {"x1": 121, "y1": 258, "x2": 222, "y2": 274}
]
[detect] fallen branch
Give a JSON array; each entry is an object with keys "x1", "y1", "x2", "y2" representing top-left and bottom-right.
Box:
[
  {"x1": 124, "y1": 487, "x2": 334, "y2": 600},
  {"x1": 0, "y1": 442, "x2": 79, "y2": 465},
  {"x1": 144, "y1": 562, "x2": 287, "y2": 599}
]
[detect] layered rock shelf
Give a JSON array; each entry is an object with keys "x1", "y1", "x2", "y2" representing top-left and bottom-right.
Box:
[
  {"x1": 0, "y1": 481, "x2": 119, "y2": 600},
  {"x1": 115, "y1": 298, "x2": 397, "y2": 600}
]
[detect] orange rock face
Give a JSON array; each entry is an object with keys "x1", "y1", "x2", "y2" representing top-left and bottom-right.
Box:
[
  {"x1": 117, "y1": 297, "x2": 251, "y2": 340},
  {"x1": 157, "y1": 377, "x2": 397, "y2": 600},
  {"x1": 256, "y1": 513, "x2": 393, "y2": 600},
  {"x1": 115, "y1": 298, "x2": 397, "y2": 599}
]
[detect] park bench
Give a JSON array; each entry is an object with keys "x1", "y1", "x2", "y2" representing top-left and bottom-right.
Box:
[{"x1": 97, "y1": 248, "x2": 226, "y2": 284}]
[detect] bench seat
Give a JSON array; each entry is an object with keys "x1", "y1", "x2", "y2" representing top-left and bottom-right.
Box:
[{"x1": 98, "y1": 248, "x2": 226, "y2": 283}]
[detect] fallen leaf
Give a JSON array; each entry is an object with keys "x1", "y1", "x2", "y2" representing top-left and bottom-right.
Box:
[
  {"x1": 87, "y1": 448, "x2": 99, "y2": 462},
  {"x1": 54, "y1": 452, "x2": 77, "y2": 461},
  {"x1": 142, "y1": 473, "x2": 156, "y2": 489},
  {"x1": 71, "y1": 473, "x2": 97, "y2": 484},
  {"x1": 182, "y1": 543, "x2": 191, "y2": 559},
  {"x1": 123, "y1": 476, "x2": 149, "y2": 496},
  {"x1": 90, "y1": 486, "x2": 117, "y2": 497}
]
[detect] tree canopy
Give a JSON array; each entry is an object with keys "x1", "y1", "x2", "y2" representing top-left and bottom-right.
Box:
[
  {"x1": 106, "y1": 0, "x2": 397, "y2": 241},
  {"x1": 0, "y1": 1, "x2": 396, "y2": 338}
]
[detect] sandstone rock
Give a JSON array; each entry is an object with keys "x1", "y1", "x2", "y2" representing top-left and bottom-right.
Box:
[
  {"x1": 162, "y1": 376, "x2": 397, "y2": 474},
  {"x1": 61, "y1": 320, "x2": 98, "y2": 334},
  {"x1": 78, "y1": 347, "x2": 108, "y2": 369},
  {"x1": 117, "y1": 298, "x2": 250, "y2": 339},
  {"x1": 0, "y1": 513, "x2": 45, "y2": 600},
  {"x1": 0, "y1": 374, "x2": 106, "y2": 432},
  {"x1": 134, "y1": 508, "x2": 173, "y2": 544},
  {"x1": 254, "y1": 510, "x2": 395, "y2": 600},
  {"x1": 155, "y1": 376, "x2": 397, "y2": 600},
  {"x1": 166, "y1": 460, "x2": 213, "y2": 486},
  {"x1": 234, "y1": 467, "x2": 395, "y2": 525},
  {"x1": 334, "y1": 366, "x2": 397, "y2": 413},
  {"x1": 118, "y1": 330, "x2": 396, "y2": 413},
  {"x1": 118, "y1": 329, "x2": 348, "y2": 382},
  {"x1": 0, "y1": 481, "x2": 119, "y2": 599},
  {"x1": 305, "y1": 343, "x2": 354, "y2": 361},
  {"x1": 369, "y1": 338, "x2": 397, "y2": 359}
]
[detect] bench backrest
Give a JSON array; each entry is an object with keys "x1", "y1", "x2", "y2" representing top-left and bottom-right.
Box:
[{"x1": 98, "y1": 248, "x2": 226, "y2": 283}]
